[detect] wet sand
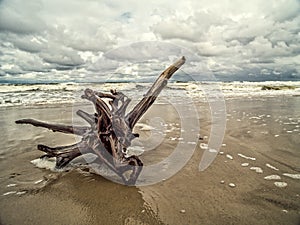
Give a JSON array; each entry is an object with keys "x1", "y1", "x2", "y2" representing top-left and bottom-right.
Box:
[{"x1": 0, "y1": 96, "x2": 300, "y2": 225}]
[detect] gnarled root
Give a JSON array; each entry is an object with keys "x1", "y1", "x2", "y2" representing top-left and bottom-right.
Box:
[{"x1": 15, "y1": 56, "x2": 186, "y2": 185}]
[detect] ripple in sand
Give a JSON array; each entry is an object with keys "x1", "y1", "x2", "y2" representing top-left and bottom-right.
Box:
[
  {"x1": 274, "y1": 182, "x2": 287, "y2": 188},
  {"x1": 264, "y1": 175, "x2": 281, "y2": 180},
  {"x1": 250, "y1": 167, "x2": 263, "y2": 173},
  {"x1": 238, "y1": 153, "x2": 256, "y2": 161},
  {"x1": 282, "y1": 173, "x2": 300, "y2": 179},
  {"x1": 266, "y1": 163, "x2": 279, "y2": 171}
]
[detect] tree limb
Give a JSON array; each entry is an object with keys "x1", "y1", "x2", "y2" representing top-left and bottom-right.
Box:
[
  {"x1": 15, "y1": 119, "x2": 89, "y2": 136},
  {"x1": 126, "y1": 56, "x2": 186, "y2": 128}
]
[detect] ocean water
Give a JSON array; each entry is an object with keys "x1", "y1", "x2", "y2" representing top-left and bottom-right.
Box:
[{"x1": 0, "y1": 81, "x2": 300, "y2": 107}]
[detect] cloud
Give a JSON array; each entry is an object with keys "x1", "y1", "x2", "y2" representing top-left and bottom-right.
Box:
[
  {"x1": 0, "y1": 0, "x2": 46, "y2": 34},
  {"x1": 0, "y1": 0, "x2": 299, "y2": 82},
  {"x1": 39, "y1": 44, "x2": 84, "y2": 67}
]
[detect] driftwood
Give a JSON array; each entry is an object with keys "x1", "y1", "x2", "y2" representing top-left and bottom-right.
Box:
[{"x1": 16, "y1": 56, "x2": 186, "y2": 184}]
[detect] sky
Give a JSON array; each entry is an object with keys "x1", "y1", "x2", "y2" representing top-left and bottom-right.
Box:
[{"x1": 0, "y1": 0, "x2": 299, "y2": 83}]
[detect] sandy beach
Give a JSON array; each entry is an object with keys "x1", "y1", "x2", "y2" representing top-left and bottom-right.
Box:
[{"x1": 0, "y1": 96, "x2": 299, "y2": 225}]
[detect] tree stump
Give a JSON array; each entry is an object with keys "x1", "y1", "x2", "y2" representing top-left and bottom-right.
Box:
[{"x1": 16, "y1": 56, "x2": 186, "y2": 184}]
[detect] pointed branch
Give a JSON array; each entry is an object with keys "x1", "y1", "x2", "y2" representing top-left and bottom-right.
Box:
[
  {"x1": 126, "y1": 56, "x2": 186, "y2": 128},
  {"x1": 15, "y1": 119, "x2": 89, "y2": 136},
  {"x1": 76, "y1": 110, "x2": 97, "y2": 127}
]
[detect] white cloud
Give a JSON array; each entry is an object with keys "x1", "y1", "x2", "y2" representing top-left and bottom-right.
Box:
[{"x1": 0, "y1": 0, "x2": 299, "y2": 82}]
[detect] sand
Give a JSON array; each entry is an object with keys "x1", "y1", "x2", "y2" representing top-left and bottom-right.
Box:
[{"x1": 0, "y1": 96, "x2": 300, "y2": 225}]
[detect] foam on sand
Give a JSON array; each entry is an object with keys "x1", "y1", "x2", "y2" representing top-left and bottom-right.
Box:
[
  {"x1": 31, "y1": 158, "x2": 56, "y2": 171},
  {"x1": 228, "y1": 183, "x2": 236, "y2": 188},
  {"x1": 200, "y1": 143, "x2": 208, "y2": 150},
  {"x1": 135, "y1": 123, "x2": 154, "y2": 131},
  {"x1": 34, "y1": 179, "x2": 44, "y2": 184},
  {"x1": 208, "y1": 149, "x2": 218, "y2": 153},
  {"x1": 31, "y1": 157, "x2": 69, "y2": 172},
  {"x1": 237, "y1": 153, "x2": 256, "y2": 161},
  {"x1": 274, "y1": 182, "x2": 288, "y2": 188},
  {"x1": 250, "y1": 167, "x2": 263, "y2": 173},
  {"x1": 264, "y1": 175, "x2": 281, "y2": 180},
  {"x1": 226, "y1": 154, "x2": 233, "y2": 160},
  {"x1": 241, "y1": 163, "x2": 249, "y2": 167},
  {"x1": 3, "y1": 191, "x2": 17, "y2": 196},
  {"x1": 266, "y1": 163, "x2": 279, "y2": 171},
  {"x1": 126, "y1": 146, "x2": 144, "y2": 157},
  {"x1": 282, "y1": 173, "x2": 300, "y2": 179}
]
